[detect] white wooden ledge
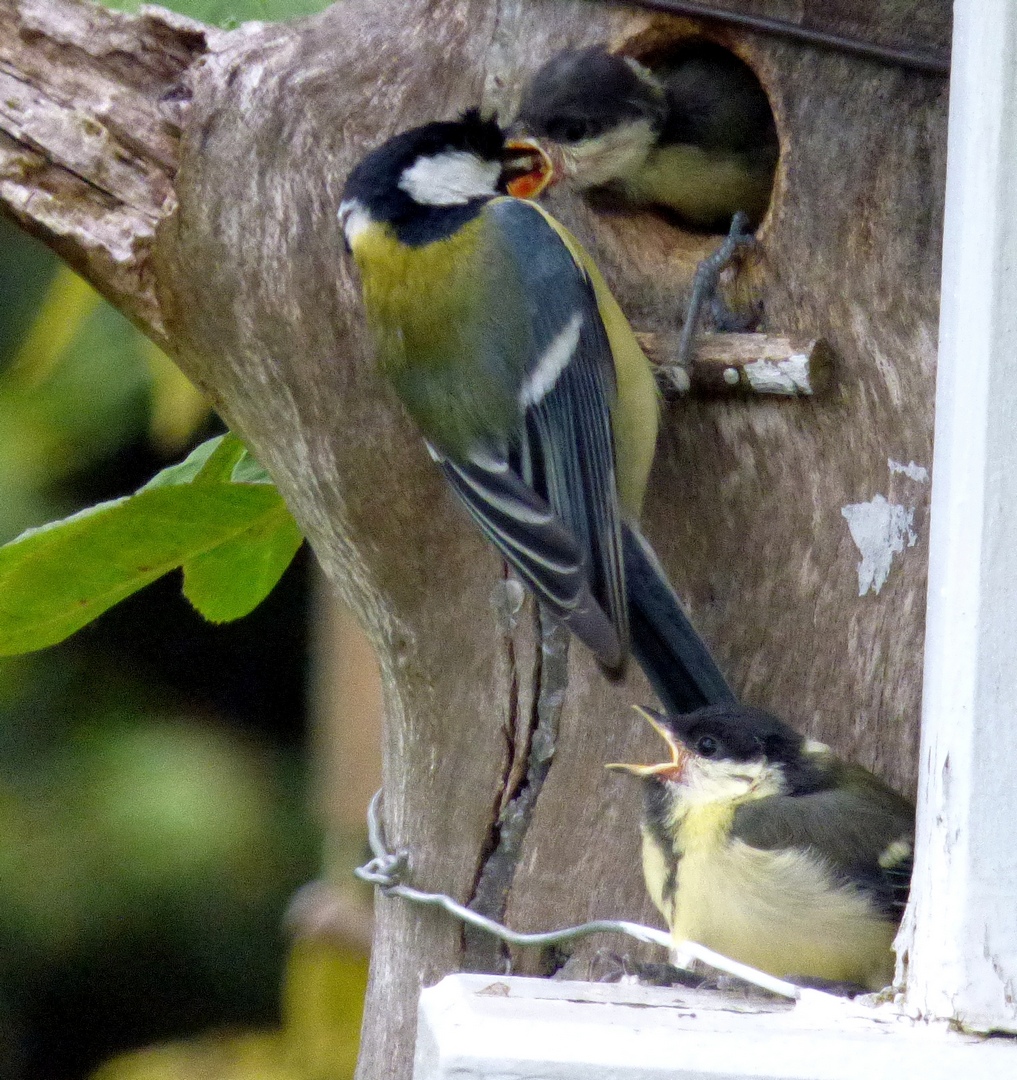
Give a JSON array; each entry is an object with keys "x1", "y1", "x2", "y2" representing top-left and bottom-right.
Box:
[{"x1": 413, "y1": 975, "x2": 1017, "y2": 1080}]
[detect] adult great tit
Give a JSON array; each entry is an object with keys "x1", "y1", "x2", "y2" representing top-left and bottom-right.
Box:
[
  {"x1": 609, "y1": 704, "x2": 915, "y2": 991},
  {"x1": 515, "y1": 43, "x2": 779, "y2": 232},
  {"x1": 339, "y1": 112, "x2": 735, "y2": 713}
]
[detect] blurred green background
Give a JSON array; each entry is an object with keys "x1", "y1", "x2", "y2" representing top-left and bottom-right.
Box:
[{"x1": 0, "y1": 1, "x2": 373, "y2": 1077}]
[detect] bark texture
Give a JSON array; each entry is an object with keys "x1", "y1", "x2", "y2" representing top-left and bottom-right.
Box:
[
  {"x1": 0, "y1": 0, "x2": 949, "y2": 1076},
  {"x1": 0, "y1": 0, "x2": 223, "y2": 343}
]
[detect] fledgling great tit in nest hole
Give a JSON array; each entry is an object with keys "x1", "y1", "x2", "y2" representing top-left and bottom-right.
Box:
[
  {"x1": 339, "y1": 111, "x2": 735, "y2": 714},
  {"x1": 609, "y1": 704, "x2": 915, "y2": 992},
  {"x1": 515, "y1": 43, "x2": 779, "y2": 232}
]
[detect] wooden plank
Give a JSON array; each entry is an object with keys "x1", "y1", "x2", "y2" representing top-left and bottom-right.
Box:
[{"x1": 414, "y1": 976, "x2": 1017, "y2": 1080}]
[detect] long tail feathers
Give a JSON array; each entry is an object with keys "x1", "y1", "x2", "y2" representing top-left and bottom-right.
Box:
[{"x1": 623, "y1": 524, "x2": 737, "y2": 714}]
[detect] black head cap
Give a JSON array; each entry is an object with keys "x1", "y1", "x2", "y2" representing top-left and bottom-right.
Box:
[
  {"x1": 651, "y1": 703, "x2": 829, "y2": 794},
  {"x1": 342, "y1": 110, "x2": 507, "y2": 241},
  {"x1": 516, "y1": 46, "x2": 667, "y2": 144},
  {"x1": 666, "y1": 703, "x2": 802, "y2": 760}
]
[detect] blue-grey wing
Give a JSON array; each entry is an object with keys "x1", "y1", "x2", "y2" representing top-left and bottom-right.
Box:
[
  {"x1": 435, "y1": 198, "x2": 627, "y2": 669},
  {"x1": 434, "y1": 444, "x2": 624, "y2": 667}
]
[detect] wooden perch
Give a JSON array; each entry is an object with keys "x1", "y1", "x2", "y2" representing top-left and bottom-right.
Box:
[
  {"x1": 637, "y1": 331, "x2": 835, "y2": 396},
  {"x1": 0, "y1": 1, "x2": 945, "y2": 1077}
]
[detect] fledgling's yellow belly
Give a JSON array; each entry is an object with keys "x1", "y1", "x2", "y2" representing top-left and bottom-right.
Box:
[
  {"x1": 648, "y1": 804, "x2": 897, "y2": 991},
  {"x1": 625, "y1": 144, "x2": 776, "y2": 229}
]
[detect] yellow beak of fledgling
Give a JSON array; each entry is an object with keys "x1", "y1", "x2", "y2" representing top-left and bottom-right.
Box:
[{"x1": 607, "y1": 705, "x2": 689, "y2": 780}]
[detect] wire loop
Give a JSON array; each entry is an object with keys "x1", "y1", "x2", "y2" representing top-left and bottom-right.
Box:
[{"x1": 354, "y1": 789, "x2": 812, "y2": 1000}]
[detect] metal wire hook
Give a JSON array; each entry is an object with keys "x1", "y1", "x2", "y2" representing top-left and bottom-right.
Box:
[{"x1": 354, "y1": 789, "x2": 807, "y2": 999}]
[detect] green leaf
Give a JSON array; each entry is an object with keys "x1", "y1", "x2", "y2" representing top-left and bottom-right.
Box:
[
  {"x1": 0, "y1": 484, "x2": 289, "y2": 656},
  {"x1": 183, "y1": 504, "x2": 303, "y2": 622},
  {"x1": 230, "y1": 451, "x2": 273, "y2": 485},
  {"x1": 13, "y1": 493, "x2": 131, "y2": 543},
  {"x1": 139, "y1": 433, "x2": 271, "y2": 489},
  {"x1": 193, "y1": 432, "x2": 247, "y2": 484},
  {"x1": 140, "y1": 434, "x2": 226, "y2": 491},
  {"x1": 0, "y1": 423, "x2": 306, "y2": 654}
]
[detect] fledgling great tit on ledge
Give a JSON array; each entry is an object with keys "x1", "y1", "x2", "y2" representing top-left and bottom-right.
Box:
[
  {"x1": 609, "y1": 704, "x2": 915, "y2": 991},
  {"x1": 515, "y1": 43, "x2": 779, "y2": 232},
  {"x1": 339, "y1": 112, "x2": 735, "y2": 714}
]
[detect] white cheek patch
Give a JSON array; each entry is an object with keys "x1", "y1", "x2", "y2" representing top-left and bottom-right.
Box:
[
  {"x1": 339, "y1": 198, "x2": 372, "y2": 246},
  {"x1": 398, "y1": 151, "x2": 501, "y2": 206},
  {"x1": 676, "y1": 757, "x2": 787, "y2": 808},
  {"x1": 520, "y1": 313, "x2": 583, "y2": 407}
]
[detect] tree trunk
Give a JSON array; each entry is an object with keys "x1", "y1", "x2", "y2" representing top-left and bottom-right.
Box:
[{"x1": 0, "y1": 0, "x2": 949, "y2": 1076}]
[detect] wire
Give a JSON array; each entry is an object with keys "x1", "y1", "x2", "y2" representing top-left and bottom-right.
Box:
[
  {"x1": 675, "y1": 211, "x2": 753, "y2": 370},
  {"x1": 611, "y1": 0, "x2": 950, "y2": 75},
  {"x1": 354, "y1": 789, "x2": 806, "y2": 999}
]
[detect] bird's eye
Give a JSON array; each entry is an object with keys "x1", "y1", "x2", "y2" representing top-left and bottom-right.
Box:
[
  {"x1": 695, "y1": 735, "x2": 719, "y2": 757},
  {"x1": 550, "y1": 119, "x2": 591, "y2": 143}
]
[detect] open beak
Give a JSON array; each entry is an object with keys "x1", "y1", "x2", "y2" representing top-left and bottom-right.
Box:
[
  {"x1": 502, "y1": 137, "x2": 561, "y2": 200},
  {"x1": 606, "y1": 705, "x2": 688, "y2": 780}
]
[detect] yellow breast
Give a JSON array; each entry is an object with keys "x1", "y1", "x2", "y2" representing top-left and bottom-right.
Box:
[
  {"x1": 626, "y1": 144, "x2": 776, "y2": 228},
  {"x1": 644, "y1": 801, "x2": 897, "y2": 991},
  {"x1": 349, "y1": 216, "x2": 532, "y2": 455},
  {"x1": 350, "y1": 218, "x2": 486, "y2": 378}
]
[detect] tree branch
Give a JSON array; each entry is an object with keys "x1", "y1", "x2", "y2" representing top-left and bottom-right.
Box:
[{"x1": 0, "y1": 0, "x2": 219, "y2": 344}]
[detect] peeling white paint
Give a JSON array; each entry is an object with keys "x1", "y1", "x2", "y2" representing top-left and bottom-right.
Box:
[
  {"x1": 743, "y1": 354, "x2": 814, "y2": 395},
  {"x1": 889, "y1": 459, "x2": 930, "y2": 482},
  {"x1": 841, "y1": 495, "x2": 918, "y2": 596}
]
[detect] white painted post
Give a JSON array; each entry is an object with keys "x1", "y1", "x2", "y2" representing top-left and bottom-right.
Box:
[{"x1": 905, "y1": 0, "x2": 1017, "y2": 1031}]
